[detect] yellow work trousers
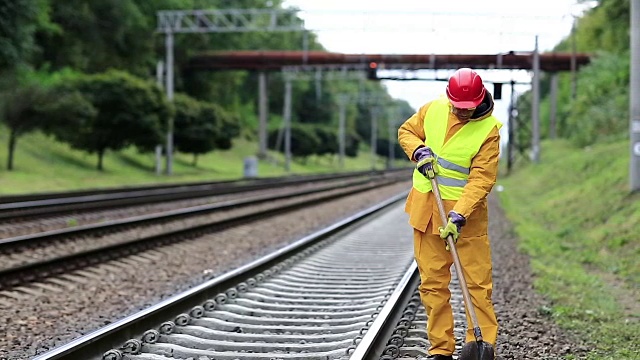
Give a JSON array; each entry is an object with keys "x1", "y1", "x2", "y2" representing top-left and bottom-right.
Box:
[{"x1": 413, "y1": 228, "x2": 498, "y2": 356}]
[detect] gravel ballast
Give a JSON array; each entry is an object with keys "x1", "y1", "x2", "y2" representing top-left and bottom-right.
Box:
[{"x1": 0, "y1": 182, "x2": 590, "y2": 359}]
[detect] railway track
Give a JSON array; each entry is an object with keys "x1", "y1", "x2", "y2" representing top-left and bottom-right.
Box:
[
  {"x1": 27, "y1": 195, "x2": 476, "y2": 360},
  {"x1": 0, "y1": 170, "x2": 476, "y2": 359},
  {"x1": 0, "y1": 169, "x2": 409, "y2": 220},
  {"x1": 0, "y1": 174, "x2": 399, "y2": 241},
  {"x1": 31, "y1": 195, "x2": 418, "y2": 360},
  {"x1": 0, "y1": 177, "x2": 374, "y2": 239},
  {"x1": 0, "y1": 175, "x2": 408, "y2": 291},
  {"x1": 4, "y1": 186, "x2": 591, "y2": 360},
  {"x1": 29, "y1": 194, "x2": 474, "y2": 360}
]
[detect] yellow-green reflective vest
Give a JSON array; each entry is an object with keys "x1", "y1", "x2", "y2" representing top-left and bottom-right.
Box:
[{"x1": 412, "y1": 97, "x2": 502, "y2": 200}]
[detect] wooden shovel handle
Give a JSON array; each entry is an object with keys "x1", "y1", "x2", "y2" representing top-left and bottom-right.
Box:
[{"x1": 429, "y1": 176, "x2": 484, "y2": 341}]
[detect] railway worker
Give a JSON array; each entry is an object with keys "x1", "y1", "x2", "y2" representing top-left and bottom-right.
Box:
[{"x1": 397, "y1": 68, "x2": 501, "y2": 360}]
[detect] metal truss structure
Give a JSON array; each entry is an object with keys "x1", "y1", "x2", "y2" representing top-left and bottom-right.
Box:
[
  {"x1": 281, "y1": 66, "x2": 367, "y2": 82},
  {"x1": 157, "y1": 9, "x2": 304, "y2": 34}
]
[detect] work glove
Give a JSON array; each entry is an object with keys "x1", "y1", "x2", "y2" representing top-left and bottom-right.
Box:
[
  {"x1": 439, "y1": 211, "x2": 466, "y2": 250},
  {"x1": 414, "y1": 147, "x2": 437, "y2": 179}
]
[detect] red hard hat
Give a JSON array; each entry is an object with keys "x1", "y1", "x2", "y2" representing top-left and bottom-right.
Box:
[{"x1": 446, "y1": 68, "x2": 486, "y2": 109}]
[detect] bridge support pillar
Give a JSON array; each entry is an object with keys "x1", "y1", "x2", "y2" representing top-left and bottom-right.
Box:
[{"x1": 258, "y1": 71, "x2": 269, "y2": 159}]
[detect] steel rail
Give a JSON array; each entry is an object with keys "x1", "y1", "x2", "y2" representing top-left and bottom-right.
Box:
[{"x1": 349, "y1": 261, "x2": 420, "y2": 360}]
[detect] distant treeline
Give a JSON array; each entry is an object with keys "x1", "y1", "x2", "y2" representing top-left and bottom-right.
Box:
[
  {"x1": 0, "y1": 0, "x2": 415, "y2": 170},
  {"x1": 513, "y1": 0, "x2": 631, "y2": 151}
]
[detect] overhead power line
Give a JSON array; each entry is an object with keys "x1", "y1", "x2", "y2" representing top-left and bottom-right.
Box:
[{"x1": 157, "y1": 8, "x2": 571, "y2": 35}]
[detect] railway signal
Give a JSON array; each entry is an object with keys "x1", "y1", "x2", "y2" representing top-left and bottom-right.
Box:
[{"x1": 367, "y1": 62, "x2": 379, "y2": 80}]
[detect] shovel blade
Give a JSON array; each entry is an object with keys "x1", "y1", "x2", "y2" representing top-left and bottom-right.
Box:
[{"x1": 459, "y1": 341, "x2": 495, "y2": 360}]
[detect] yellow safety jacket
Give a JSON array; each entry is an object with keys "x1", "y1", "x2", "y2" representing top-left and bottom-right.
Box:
[{"x1": 412, "y1": 97, "x2": 502, "y2": 200}]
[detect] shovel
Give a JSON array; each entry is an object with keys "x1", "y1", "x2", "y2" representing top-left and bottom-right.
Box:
[{"x1": 425, "y1": 164, "x2": 495, "y2": 360}]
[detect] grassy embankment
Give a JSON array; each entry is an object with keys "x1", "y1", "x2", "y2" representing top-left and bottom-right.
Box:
[
  {"x1": 0, "y1": 126, "x2": 405, "y2": 195},
  {"x1": 498, "y1": 139, "x2": 639, "y2": 360}
]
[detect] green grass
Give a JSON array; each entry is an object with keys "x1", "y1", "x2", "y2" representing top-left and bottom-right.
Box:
[
  {"x1": 498, "y1": 139, "x2": 640, "y2": 359},
  {"x1": 0, "y1": 126, "x2": 407, "y2": 195}
]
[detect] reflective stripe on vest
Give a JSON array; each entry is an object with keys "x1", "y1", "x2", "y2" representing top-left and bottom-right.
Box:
[{"x1": 413, "y1": 97, "x2": 502, "y2": 200}]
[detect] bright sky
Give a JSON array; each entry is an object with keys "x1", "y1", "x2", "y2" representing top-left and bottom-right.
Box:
[{"x1": 281, "y1": 0, "x2": 592, "y2": 136}]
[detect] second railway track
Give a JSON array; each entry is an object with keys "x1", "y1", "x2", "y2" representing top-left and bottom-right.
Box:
[
  {"x1": 0, "y1": 169, "x2": 410, "y2": 221},
  {"x1": 0, "y1": 173, "x2": 409, "y2": 292}
]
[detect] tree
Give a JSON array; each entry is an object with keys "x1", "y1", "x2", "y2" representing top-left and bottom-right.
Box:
[
  {"x1": 376, "y1": 138, "x2": 405, "y2": 159},
  {"x1": 212, "y1": 106, "x2": 241, "y2": 150},
  {"x1": 39, "y1": 90, "x2": 97, "y2": 142},
  {"x1": 294, "y1": 82, "x2": 335, "y2": 126},
  {"x1": 47, "y1": 70, "x2": 170, "y2": 170},
  {"x1": 564, "y1": 52, "x2": 629, "y2": 146},
  {"x1": 173, "y1": 94, "x2": 209, "y2": 166},
  {"x1": 313, "y1": 126, "x2": 338, "y2": 157},
  {"x1": 289, "y1": 124, "x2": 320, "y2": 160},
  {"x1": 345, "y1": 132, "x2": 360, "y2": 158},
  {"x1": 0, "y1": 82, "x2": 47, "y2": 170},
  {"x1": 172, "y1": 94, "x2": 241, "y2": 165},
  {"x1": 34, "y1": 0, "x2": 152, "y2": 75},
  {"x1": 0, "y1": 0, "x2": 44, "y2": 71},
  {"x1": 0, "y1": 69, "x2": 99, "y2": 171},
  {"x1": 518, "y1": 0, "x2": 632, "y2": 148},
  {"x1": 267, "y1": 123, "x2": 320, "y2": 160}
]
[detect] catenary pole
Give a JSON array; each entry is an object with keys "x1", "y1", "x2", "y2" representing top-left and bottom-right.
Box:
[
  {"x1": 531, "y1": 35, "x2": 541, "y2": 163},
  {"x1": 155, "y1": 60, "x2": 164, "y2": 176},
  {"x1": 387, "y1": 108, "x2": 397, "y2": 170},
  {"x1": 338, "y1": 96, "x2": 347, "y2": 169},
  {"x1": 258, "y1": 72, "x2": 269, "y2": 159},
  {"x1": 370, "y1": 107, "x2": 378, "y2": 170},
  {"x1": 631, "y1": 0, "x2": 640, "y2": 191},
  {"x1": 571, "y1": 19, "x2": 578, "y2": 100},
  {"x1": 549, "y1": 73, "x2": 558, "y2": 139},
  {"x1": 165, "y1": 31, "x2": 174, "y2": 175},
  {"x1": 507, "y1": 81, "x2": 516, "y2": 174},
  {"x1": 283, "y1": 78, "x2": 292, "y2": 172}
]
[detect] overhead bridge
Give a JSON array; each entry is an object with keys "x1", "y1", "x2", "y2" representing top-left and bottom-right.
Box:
[{"x1": 187, "y1": 50, "x2": 591, "y2": 72}]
